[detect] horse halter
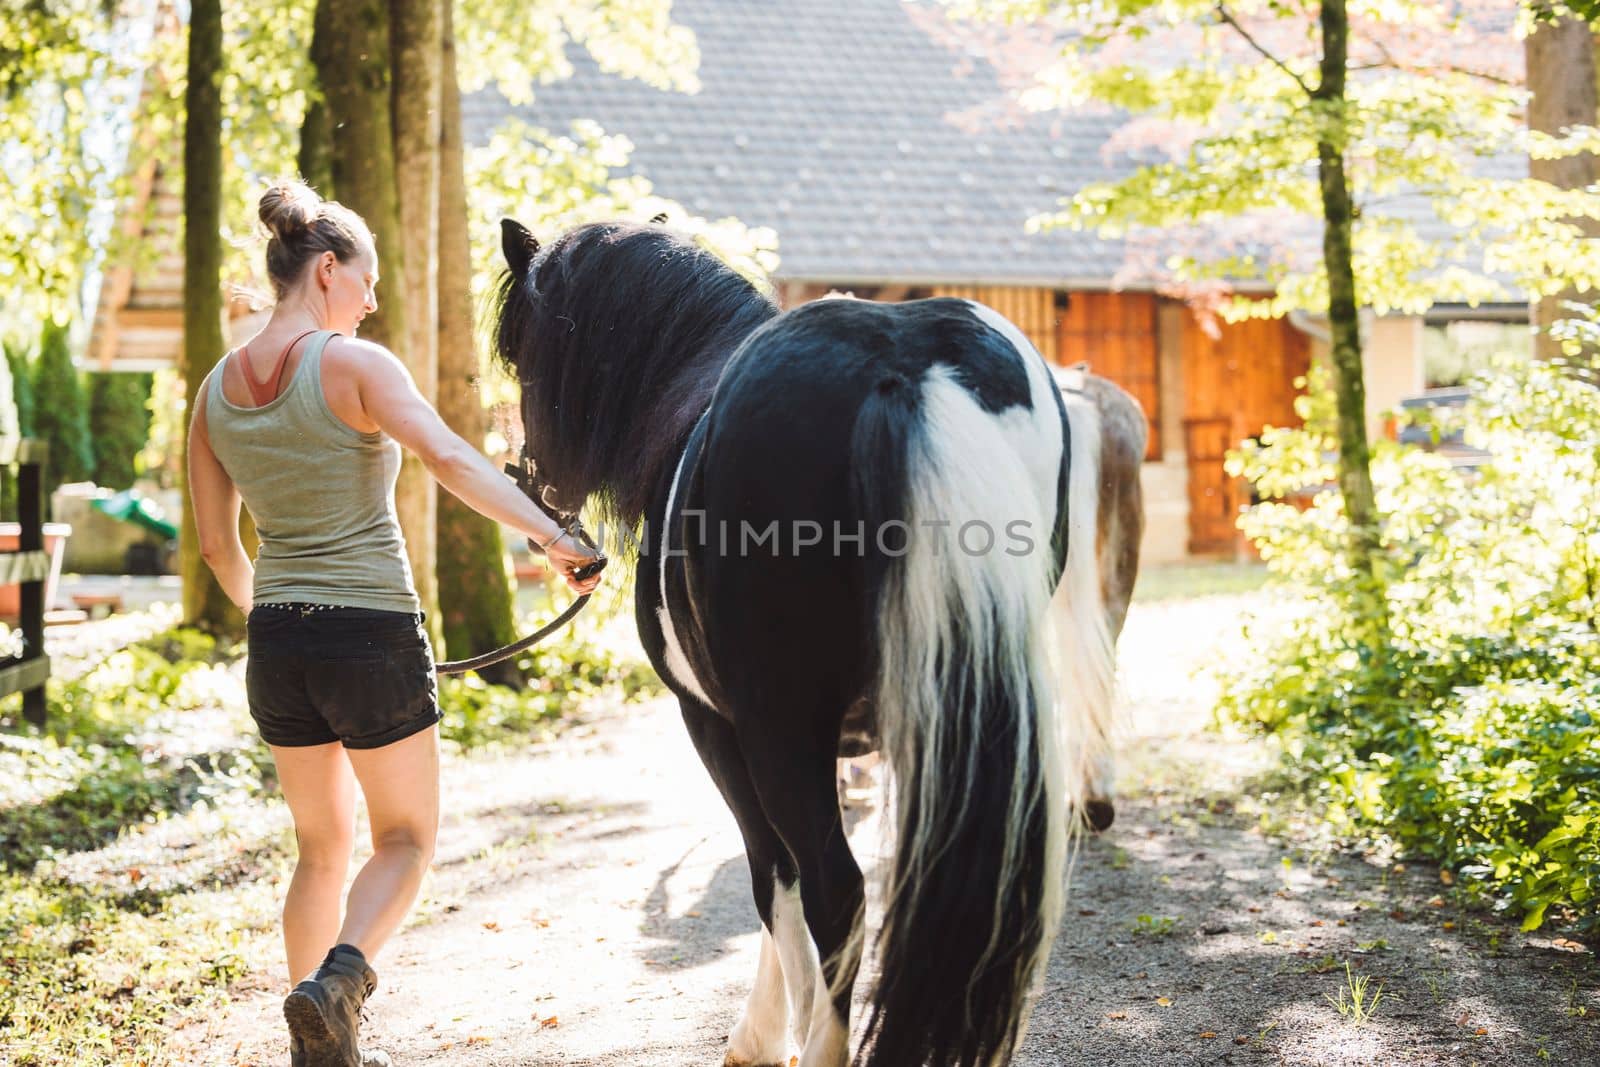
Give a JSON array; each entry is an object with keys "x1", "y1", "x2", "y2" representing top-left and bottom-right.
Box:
[
  {"x1": 503, "y1": 448, "x2": 608, "y2": 580},
  {"x1": 433, "y1": 447, "x2": 608, "y2": 676}
]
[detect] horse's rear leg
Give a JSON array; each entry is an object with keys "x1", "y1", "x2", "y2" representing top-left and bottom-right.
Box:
[
  {"x1": 739, "y1": 721, "x2": 863, "y2": 1067},
  {"x1": 680, "y1": 700, "x2": 795, "y2": 1066}
]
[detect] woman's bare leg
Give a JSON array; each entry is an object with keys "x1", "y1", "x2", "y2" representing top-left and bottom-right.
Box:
[
  {"x1": 336, "y1": 726, "x2": 441, "y2": 960},
  {"x1": 272, "y1": 741, "x2": 357, "y2": 984}
]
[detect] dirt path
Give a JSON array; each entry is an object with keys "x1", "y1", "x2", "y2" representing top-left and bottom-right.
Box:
[{"x1": 179, "y1": 593, "x2": 1599, "y2": 1066}]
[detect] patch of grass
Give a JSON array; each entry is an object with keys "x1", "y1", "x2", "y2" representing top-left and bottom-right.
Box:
[
  {"x1": 1566, "y1": 979, "x2": 1591, "y2": 1020},
  {"x1": 442, "y1": 580, "x2": 661, "y2": 751},
  {"x1": 0, "y1": 865, "x2": 282, "y2": 1065},
  {"x1": 1130, "y1": 914, "x2": 1181, "y2": 938},
  {"x1": 1324, "y1": 961, "x2": 1390, "y2": 1026}
]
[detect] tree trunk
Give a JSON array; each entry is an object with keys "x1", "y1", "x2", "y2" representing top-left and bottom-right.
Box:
[
  {"x1": 180, "y1": 0, "x2": 241, "y2": 633},
  {"x1": 1313, "y1": 0, "x2": 1384, "y2": 597},
  {"x1": 390, "y1": 0, "x2": 443, "y2": 647},
  {"x1": 298, "y1": 0, "x2": 333, "y2": 195},
  {"x1": 311, "y1": 0, "x2": 439, "y2": 634},
  {"x1": 436, "y1": 0, "x2": 523, "y2": 685},
  {"x1": 1527, "y1": 15, "x2": 1600, "y2": 360}
]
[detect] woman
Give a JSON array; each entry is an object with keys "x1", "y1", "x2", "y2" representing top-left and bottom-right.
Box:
[{"x1": 189, "y1": 180, "x2": 601, "y2": 1067}]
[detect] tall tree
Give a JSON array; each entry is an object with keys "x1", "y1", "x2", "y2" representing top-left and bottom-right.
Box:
[
  {"x1": 1308, "y1": 0, "x2": 1381, "y2": 589},
  {"x1": 310, "y1": 0, "x2": 437, "y2": 634},
  {"x1": 179, "y1": 0, "x2": 238, "y2": 630},
  {"x1": 298, "y1": 0, "x2": 334, "y2": 195},
  {"x1": 1526, "y1": 11, "x2": 1599, "y2": 360},
  {"x1": 390, "y1": 0, "x2": 443, "y2": 645},
  {"x1": 436, "y1": 0, "x2": 521, "y2": 682}
]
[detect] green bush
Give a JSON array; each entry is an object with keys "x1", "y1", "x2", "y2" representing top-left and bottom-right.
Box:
[
  {"x1": 5, "y1": 336, "x2": 35, "y2": 437},
  {"x1": 87, "y1": 371, "x2": 154, "y2": 490},
  {"x1": 1, "y1": 338, "x2": 32, "y2": 520},
  {"x1": 1219, "y1": 357, "x2": 1600, "y2": 931},
  {"x1": 31, "y1": 320, "x2": 93, "y2": 504}
]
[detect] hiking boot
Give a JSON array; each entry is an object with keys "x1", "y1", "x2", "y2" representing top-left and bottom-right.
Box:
[{"x1": 283, "y1": 944, "x2": 393, "y2": 1067}]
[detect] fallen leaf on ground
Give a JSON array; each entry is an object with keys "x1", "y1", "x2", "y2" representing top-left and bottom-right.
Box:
[
  {"x1": 1156, "y1": 997, "x2": 1173, "y2": 1007},
  {"x1": 482, "y1": 922, "x2": 500, "y2": 932},
  {"x1": 1443, "y1": 921, "x2": 1456, "y2": 931},
  {"x1": 1106, "y1": 1012, "x2": 1128, "y2": 1020},
  {"x1": 1198, "y1": 1031, "x2": 1217, "y2": 1039},
  {"x1": 1440, "y1": 869, "x2": 1455, "y2": 886},
  {"x1": 540, "y1": 1015, "x2": 560, "y2": 1029},
  {"x1": 1552, "y1": 938, "x2": 1587, "y2": 953}
]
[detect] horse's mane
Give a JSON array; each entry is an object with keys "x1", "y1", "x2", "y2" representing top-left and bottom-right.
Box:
[{"x1": 492, "y1": 221, "x2": 779, "y2": 527}]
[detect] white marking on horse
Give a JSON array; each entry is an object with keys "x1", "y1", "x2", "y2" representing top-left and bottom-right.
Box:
[
  {"x1": 764, "y1": 876, "x2": 850, "y2": 1067},
  {"x1": 768, "y1": 877, "x2": 818, "y2": 1052},
  {"x1": 657, "y1": 444, "x2": 717, "y2": 709},
  {"x1": 963, "y1": 300, "x2": 1065, "y2": 509},
  {"x1": 725, "y1": 928, "x2": 789, "y2": 1066}
]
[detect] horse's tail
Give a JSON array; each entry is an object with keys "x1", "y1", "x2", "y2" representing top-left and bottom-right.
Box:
[
  {"x1": 1056, "y1": 384, "x2": 1121, "y2": 827},
  {"x1": 850, "y1": 363, "x2": 1084, "y2": 1067}
]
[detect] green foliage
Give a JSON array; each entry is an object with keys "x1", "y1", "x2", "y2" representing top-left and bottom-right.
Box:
[
  {"x1": 440, "y1": 577, "x2": 662, "y2": 749},
  {"x1": 943, "y1": 0, "x2": 1600, "y2": 320},
  {"x1": 87, "y1": 371, "x2": 154, "y2": 489},
  {"x1": 30, "y1": 320, "x2": 93, "y2": 503},
  {"x1": 464, "y1": 117, "x2": 778, "y2": 416},
  {"x1": 0, "y1": 624, "x2": 277, "y2": 1066},
  {"x1": 0, "y1": 0, "x2": 141, "y2": 324},
  {"x1": 136, "y1": 367, "x2": 183, "y2": 489},
  {"x1": 0, "y1": 611, "x2": 657, "y2": 1061},
  {"x1": 5, "y1": 337, "x2": 36, "y2": 437},
  {"x1": 455, "y1": 0, "x2": 699, "y2": 107},
  {"x1": 1218, "y1": 356, "x2": 1600, "y2": 931},
  {"x1": 1131, "y1": 913, "x2": 1181, "y2": 937}
]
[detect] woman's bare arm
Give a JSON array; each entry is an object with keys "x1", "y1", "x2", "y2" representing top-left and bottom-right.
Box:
[
  {"x1": 350, "y1": 341, "x2": 602, "y2": 593},
  {"x1": 187, "y1": 377, "x2": 255, "y2": 610}
]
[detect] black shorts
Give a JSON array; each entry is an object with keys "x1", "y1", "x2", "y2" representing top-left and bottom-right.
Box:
[{"x1": 245, "y1": 604, "x2": 440, "y2": 749}]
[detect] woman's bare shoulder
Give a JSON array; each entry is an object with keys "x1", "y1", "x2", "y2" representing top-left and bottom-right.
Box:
[
  {"x1": 321, "y1": 334, "x2": 407, "y2": 379},
  {"x1": 321, "y1": 334, "x2": 392, "y2": 364}
]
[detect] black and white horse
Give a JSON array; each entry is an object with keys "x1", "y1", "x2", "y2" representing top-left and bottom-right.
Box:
[{"x1": 493, "y1": 218, "x2": 1125, "y2": 1067}]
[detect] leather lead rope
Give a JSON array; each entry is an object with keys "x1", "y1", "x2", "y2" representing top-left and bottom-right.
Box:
[{"x1": 433, "y1": 454, "x2": 609, "y2": 677}]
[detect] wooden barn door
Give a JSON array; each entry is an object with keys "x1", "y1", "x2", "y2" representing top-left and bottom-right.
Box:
[
  {"x1": 1182, "y1": 416, "x2": 1241, "y2": 555},
  {"x1": 1055, "y1": 291, "x2": 1162, "y2": 460},
  {"x1": 1180, "y1": 313, "x2": 1312, "y2": 557}
]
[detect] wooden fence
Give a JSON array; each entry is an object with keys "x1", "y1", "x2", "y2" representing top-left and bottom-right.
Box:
[{"x1": 0, "y1": 439, "x2": 51, "y2": 725}]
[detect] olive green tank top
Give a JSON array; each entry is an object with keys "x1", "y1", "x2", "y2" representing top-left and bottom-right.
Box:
[{"x1": 205, "y1": 330, "x2": 420, "y2": 614}]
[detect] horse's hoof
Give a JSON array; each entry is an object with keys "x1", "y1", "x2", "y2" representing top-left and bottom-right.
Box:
[
  {"x1": 1083, "y1": 798, "x2": 1116, "y2": 832},
  {"x1": 723, "y1": 1058, "x2": 787, "y2": 1067}
]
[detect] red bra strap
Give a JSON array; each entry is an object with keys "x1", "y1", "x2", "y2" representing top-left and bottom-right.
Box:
[{"x1": 241, "y1": 329, "x2": 319, "y2": 406}]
